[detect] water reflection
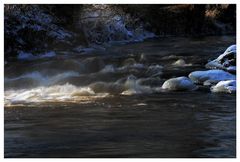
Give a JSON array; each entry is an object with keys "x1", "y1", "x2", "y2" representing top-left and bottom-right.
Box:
[{"x1": 5, "y1": 92, "x2": 236, "y2": 157}]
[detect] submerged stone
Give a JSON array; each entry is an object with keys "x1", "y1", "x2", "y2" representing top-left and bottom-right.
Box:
[
  {"x1": 82, "y1": 57, "x2": 105, "y2": 73},
  {"x1": 122, "y1": 58, "x2": 137, "y2": 66},
  {"x1": 17, "y1": 51, "x2": 56, "y2": 60}
]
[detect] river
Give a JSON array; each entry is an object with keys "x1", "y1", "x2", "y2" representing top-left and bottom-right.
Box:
[{"x1": 4, "y1": 36, "x2": 236, "y2": 157}]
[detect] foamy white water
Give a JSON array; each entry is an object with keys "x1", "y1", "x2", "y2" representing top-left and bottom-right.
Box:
[{"x1": 4, "y1": 83, "x2": 109, "y2": 106}]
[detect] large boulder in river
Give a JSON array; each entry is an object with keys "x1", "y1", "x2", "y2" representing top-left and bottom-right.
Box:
[
  {"x1": 189, "y1": 69, "x2": 236, "y2": 84},
  {"x1": 211, "y1": 80, "x2": 236, "y2": 93},
  {"x1": 162, "y1": 76, "x2": 197, "y2": 91},
  {"x1": 205, "y1": 45, "x2": 236, "y2": 73}
]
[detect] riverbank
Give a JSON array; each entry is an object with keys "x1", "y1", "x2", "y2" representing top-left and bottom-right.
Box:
[{"x1": 4, "y1": 4, "x2": 236, "y2": 61}]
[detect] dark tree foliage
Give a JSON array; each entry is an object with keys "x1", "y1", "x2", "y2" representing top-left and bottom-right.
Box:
[
  {"x1": 118, "y1": 4, "x2": 235, "y2": 36},
  {"x1": 4, "y1": 4, "x2": 236, "y2": 61}
]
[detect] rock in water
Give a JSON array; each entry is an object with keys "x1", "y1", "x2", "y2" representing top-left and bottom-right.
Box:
[
  {"x1": 172, "y1": 59, "x2": 192, "y2": 66},
  {"x1": 205, "y1": 44, "x2": 236, "y2": 73},
  {"x1": 211, "y1": 80, "x2": 236, "y2": 93},
  {"x1": 82, "y1": 57, "x2": 105, "y2": 73},
  {"x1": 162, "y1": 76, "x2": 197, "y2": 91},
  {"x1": 189, "y1": 70, "x2": 236, "y2": 84},
  {"x1": 122, "y1": 58, "x2": 137, "y2": 66}
]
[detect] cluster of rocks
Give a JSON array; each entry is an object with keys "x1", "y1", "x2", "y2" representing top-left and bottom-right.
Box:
[{"x1": 162, "y1": 45, "x2": 236, "y2": 93}]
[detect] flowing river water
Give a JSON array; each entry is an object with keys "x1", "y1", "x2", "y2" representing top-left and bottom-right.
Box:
[{"x1": 4, "y1": 36, "x2": 236, "y2": 157}]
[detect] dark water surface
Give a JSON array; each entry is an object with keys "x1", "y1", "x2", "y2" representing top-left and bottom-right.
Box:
[{"x1": 4, "y1": 36, "x2": 236, "y2": 157}]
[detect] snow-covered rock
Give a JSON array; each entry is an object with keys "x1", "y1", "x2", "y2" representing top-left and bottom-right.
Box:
[
  {"x1": 211, "y1": 80, "x2": 236, "y2": 93},
  {"x1": 224, "y1": 45, "x2": 236, "y2": 54},
  {"x1": 162, "y1": 76, "x2": 197, "y2": 91},
  {"x1": 189, "y1": 69, "x2": 236, "y2": 84},
  {"x1": 205, "y1": 45, "x2": 236, "y2": 73}
]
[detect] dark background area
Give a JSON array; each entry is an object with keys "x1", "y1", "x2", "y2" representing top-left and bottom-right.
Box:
[{"x1": 4, "y1": 4, "x2": 236, "y2": 60}]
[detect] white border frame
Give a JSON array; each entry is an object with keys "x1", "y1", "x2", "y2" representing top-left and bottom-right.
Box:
[{"x1": 0, "y1": 0, "x2": 238, "y2": 161}]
